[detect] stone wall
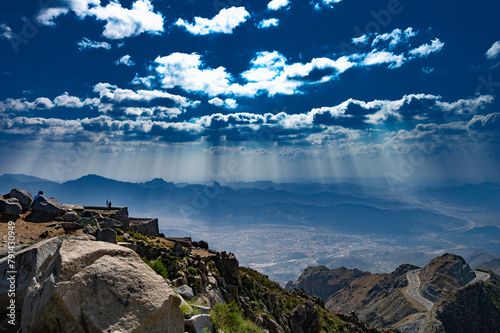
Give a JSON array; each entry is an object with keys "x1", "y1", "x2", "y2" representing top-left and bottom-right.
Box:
[
  {"x1": 129, "y1": 218, "x2": 159, "y2": 237},
  {"x1": 83, "y1": 206, "x2": 129, "y2": 230}
]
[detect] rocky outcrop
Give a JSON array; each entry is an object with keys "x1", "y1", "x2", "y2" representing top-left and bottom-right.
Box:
[
  {"x1": 0, "y1": 236, "x2": 184, "y2": 332},
  {"x1": 0, "y1": 196, "x2": 22, "y2": 215},
  {"x1": 285, "y1": 300, "x2": 322, "y2": 333},
  {"x1": 420, "y1": 253, "x2": 476, "y2": 302},
  {"x1": 97, "y1": 228, "x2": 118, "y2": 244},
  {"x1": 26, "y1": 196, "x2": 65, "y2": 222},
  {"x1": 426, "y1": 272, "x2": 500, "y2": 333},
  {"x1": 8, "y1": 188, "x2": 32, "y2": 212},
  {"x1": 286, "y1": 265, "x2": 369, "y2": 300}
]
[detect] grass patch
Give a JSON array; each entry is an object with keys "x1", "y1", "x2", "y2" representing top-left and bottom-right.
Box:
[
  {"x1": 211, "y1": 301, "x2": 265, "y2": 333},
  {"x1": 141, "y1": 256, "x2": 168, "y2": 279}
]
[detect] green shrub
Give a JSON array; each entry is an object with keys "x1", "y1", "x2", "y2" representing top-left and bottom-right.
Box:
[
  {"x1": 141, "y1": 257, "x2": 168, "y2": 279},
  {"x1": 117, "y1": 235, "x2": 124, "y2": 242},
  {"x1": 211, "y1": 301, "x2": 265, "y2": 333},
  {"x1": 187, "y1": 266, "x2": 198, "y2": 276},
  {"x1": 114, "y1": 228, "x2": 123, "y2": 235}
]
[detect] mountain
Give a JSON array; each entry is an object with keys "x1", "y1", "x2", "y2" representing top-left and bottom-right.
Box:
[
  {"x1": 287, "y1": 254, "x2": 500, "y2": 332},
  {"x1": 419, "y1": 253, "x2": 476, "y2": 302},
  {"x1": 428, "y1": 269, "x2": 500, "y2": 333}
]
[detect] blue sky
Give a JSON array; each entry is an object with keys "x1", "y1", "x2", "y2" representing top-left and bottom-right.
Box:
[{"x1": 0, "y1": 0, "x2": 499, "y2": 184}]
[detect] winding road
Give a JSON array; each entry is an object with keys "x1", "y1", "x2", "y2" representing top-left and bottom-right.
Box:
[
  {"x1": 406, "y1": 269, "x2": 434, "y2": 311},
  {"x1": 406, "y1": 269, "x2": 490, "y2": 312}
]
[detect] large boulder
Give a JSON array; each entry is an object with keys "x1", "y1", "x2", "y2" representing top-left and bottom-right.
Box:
[
  {"x1": 31, "y1": 196, "x2": 65, "y2": 216},
  {"x1": 0, "y1": 196, "x2": 22, "y2": 215},
  {"x1": 0, "y1": 237, "x2": 184, "y2": 333},
  {"x1": 97, "y1": 228, "x2": 118, "y2": 244},
  {"x1": 62, "y1": 211, "x2": 79, "y2": 222},
  {"x1": 9, "y1": 189, "x2": 32, "y2": 212},
  {"x1": 185, "y1": 314, "x2": 213, "y2": 333}
]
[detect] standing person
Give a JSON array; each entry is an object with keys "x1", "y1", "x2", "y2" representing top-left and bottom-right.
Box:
[
  {"x1": 106, "y1": 199, "x2": 109, "y2": 207},
  {"x1": 108, "y1": 201, "x2": 112, "y2": 210}
]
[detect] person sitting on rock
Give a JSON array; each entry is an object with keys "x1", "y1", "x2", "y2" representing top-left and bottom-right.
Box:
[{"x1": 31, "y1": 191, "x2": 44, "y2": 206}]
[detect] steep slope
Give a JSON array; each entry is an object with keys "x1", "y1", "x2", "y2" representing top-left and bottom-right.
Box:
[
  {"x1": 287, "y1": 264, "x2": 419, "y2": 328},
  {"x1": 286, "y1": 266, "x2": 370, "y2": 300},
  {"x1": 325, "y1": 264, "x2": 419, "y2": 328},
  {"x1": 419, "y1": 253, "x2": 476, "y2": 302},
  {"x1": 426, "y1": 270, "x2": 500, "y2": 333}
]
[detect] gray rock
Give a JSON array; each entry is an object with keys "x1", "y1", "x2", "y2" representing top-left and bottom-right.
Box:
[
  {"x1": 62, "y1": 211, "x2": 79, "y2": 222},
  {"x1": 76, "y1": 217, "x2": 98, "y2": 226},
  {"x1": 192, "y1": 305, "x2": 211, "y2": 314},
  {"x1": 62, "y1": 222, "x2": 84, "y2": 232},
  {"x1": 97, "y1": 228, "x2": 118, "y2": 244},
  {"x1": 0, "y1": 237, "x2": 184, "y2": 333},
  {"x1": 198, "y1": 240, "x2": 209, "y2": 250},
  {"x1": 9, "y1": 189, "x2": 32, "y2": 212},
  {"x1": 175, "y1": 285, "x2": 194, "y2": 300},
  {"x1": 31, "y1": 196, "x2": 65, "y2": 217},
  {"x1": 185, "y1": 314, "x2": 213, "y2": 333},
  {"x1": 101, "y1": 218, "x2": 122, "y2": 229},
  {"x1": 118, "y1": 242, "x2": 137, "y2": 251},
  {"x1": 83, "y1": 224, "x2": 99, "y2": 235},
  {"x1": 0, "y1": 197, "x2": 22, "y2": 215},
  {"x1": 61, "y1": 204, "x2": 84, "y2": 211}
]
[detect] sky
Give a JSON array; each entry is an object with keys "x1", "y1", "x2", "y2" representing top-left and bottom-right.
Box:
[{"x1": 0, "y1": 0, "x2": 499, "y2": 185}]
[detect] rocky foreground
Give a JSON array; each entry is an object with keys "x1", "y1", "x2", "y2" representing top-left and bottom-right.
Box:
[{"x1": 1, "y1": 188, "x2": 399, "y2": 333}]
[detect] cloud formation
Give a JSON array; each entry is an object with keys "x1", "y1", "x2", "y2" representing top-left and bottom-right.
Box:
[
  {"x1": 77, "y1": 38, "x2": 111, "y2": 50},
  {"x1": 267, "y1": 0, "x2": 290, "y2": 11},
  {"x1": 175, "y1": 7, "x2": 250, "y2": 35},
  {"x1": 37, "y1": 0, "x2": 164, "y2": 39},
  {"x1": 257, "y1": 18, "x2": 280, "y2": 29},
  {"x1": 115, "y1": 55, "x2": 135, "y2": 66},
  {"x1": 486, "y1": 41, "x2": 500, "y2": 60}
]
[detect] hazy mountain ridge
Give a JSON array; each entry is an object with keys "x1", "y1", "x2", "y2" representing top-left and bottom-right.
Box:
[{"x1": 0, "y1": 174, "x2": 478, "y2": 237}]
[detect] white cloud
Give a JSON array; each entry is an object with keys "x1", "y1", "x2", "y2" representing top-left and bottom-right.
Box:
[
  {"x1": 257, "y1": 18, "x2": 279, "y2": 29},
  {"x1": 131, "y1": 74, "x2": 156, "y2": 88},
  {"x1": 77, "y1": 37, "x2": 111, "y2": 50},
  {"x1": 360, "y1": 49, "x2": 405, "y2": 69},
  {"x1": 313, "y1": 0, "x2": 343, "y2": 9},
  {"x1": 352, "y1": 34, "x2": 369, "y2": 46},
  {"x1": 175, "y1": 7, "x2": 250, "y2": 35},
  {"x1": 409, "y1": 38, "x2": 445, "y2": 58},
  {"x1": 224, "y1": 98, "x2": 238, "y2": 109},
  {"x1": 54, "y1": 93, "x2": 87, "y2": 108},
  {"x1": 154, "y1": 53, "x2": 232, "y2": 96},
  {"x1": 37, "y1": 0, "x2": 164, "y2": 39},
  {"x1": 0, "y1": 24, "x2": 15, "y2": 40},
  {"x1": 208, "y1": 97, "x2": 237, "y2": 109},
  {"x1": 267, "y1": 0, "x2": 289, "y2": 11},
  {"x1": 486, "y1": 41, "x2": 500, "y2": 60},
  {"x1": 88, "y1": 0, "x2": 164, "y2": 39},
  {"x1": 115, "y1": 55, "x2": 135, "y2": 66},
  {"x1": 208, "y1": 97, "x2": 224, "y2": 107},
  {"x1": 36, "y1": 7, "x2": 69, "y2": 26}
]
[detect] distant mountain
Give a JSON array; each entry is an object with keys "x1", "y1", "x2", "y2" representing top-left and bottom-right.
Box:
[
  {"x1": 0, "y1": 174, "x2": 491, "y2": 238},
  {"x1": 414, "y1": 181, "x2": 500, "y2": 212}
]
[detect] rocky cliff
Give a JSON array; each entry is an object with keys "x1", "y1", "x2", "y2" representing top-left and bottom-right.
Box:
[
  {"x1": 425, "y1": 269, "x2": 500, "y2": 333},
  {"x1": 419, "y1": 253, "x2": 476, "y2": 303}
]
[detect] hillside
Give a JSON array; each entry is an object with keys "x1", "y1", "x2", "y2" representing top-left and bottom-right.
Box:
[
  {"x1": 419, "y1": 253, "x2": 476, "y2": 302},
  {"x1": 426, "y1": 269, "x2": 500, "y2": 333},
  {"x1": 288, "y1": 254, "x2": 500, "y2": 332}
]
